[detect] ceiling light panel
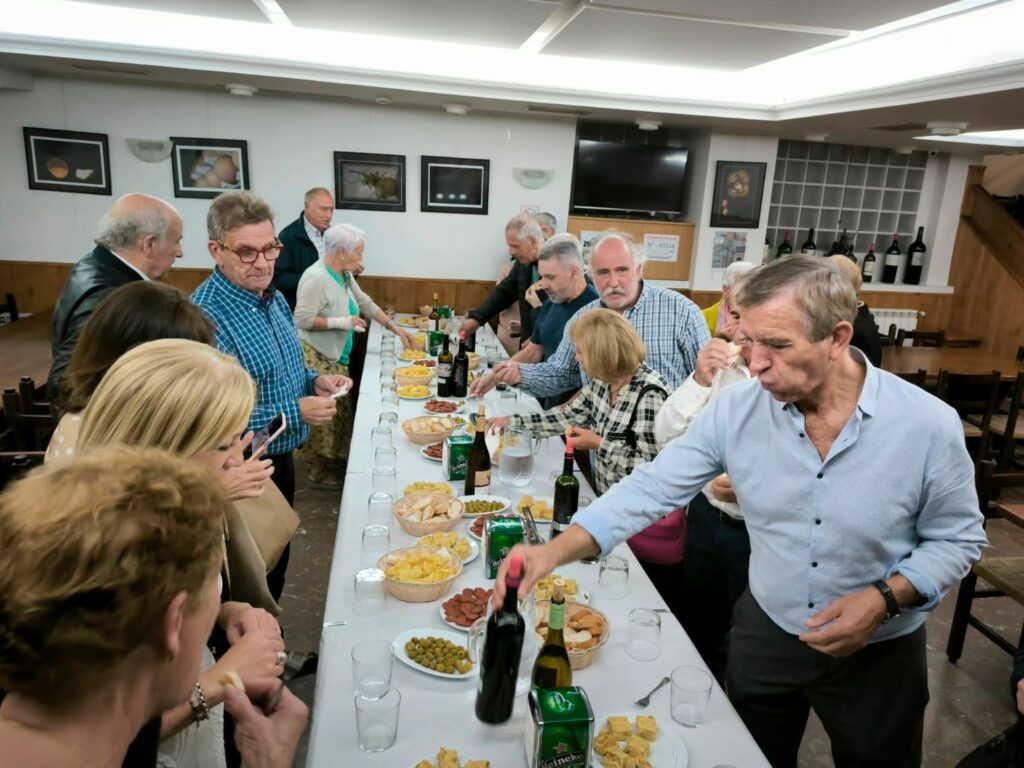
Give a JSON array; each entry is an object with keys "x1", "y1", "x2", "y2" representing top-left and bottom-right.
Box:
[{"x1": 67, "y1": 0, "x2": 268, "y2": 22}]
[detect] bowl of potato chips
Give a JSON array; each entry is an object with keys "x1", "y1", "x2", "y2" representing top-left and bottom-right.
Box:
[
  {"x1": 379, "y1": 545, "x2": 462, "y2": 602},
  {"x1": 395, "y1": 365, "x2": 435, "y2": 388},
  {"x1": 393, "y1": 492, "x2": 465, "y2": 535},
  {"x1": 402, "y1": 416, "x2": 458, "y2": 445}
]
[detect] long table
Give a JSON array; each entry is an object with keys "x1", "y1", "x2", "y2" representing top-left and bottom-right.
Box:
[
  {"x1": 0, "y1": 309, "x2": 52, "y2": 393},
  {"x1": 306, "y1": 318, "x2": 768, "y2": 768},
  {"x1": 882, "y1": 345, "x2": 1024, "y2": 381}
]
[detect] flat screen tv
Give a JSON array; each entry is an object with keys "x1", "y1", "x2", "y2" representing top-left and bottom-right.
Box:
[{"x1": 571, "y1": 140, "x2": 688, "y2": 217}]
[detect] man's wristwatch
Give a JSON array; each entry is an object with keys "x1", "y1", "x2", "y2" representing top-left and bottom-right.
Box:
[
  {"x1": 189, "y1": 681, "x2": 210, "y2": 725},
  {"x1": 871, "y1": 579, "x2": 901, "y2": 622}
]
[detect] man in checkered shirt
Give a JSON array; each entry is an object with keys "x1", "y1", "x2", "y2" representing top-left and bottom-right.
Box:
[{"x1": 480, "y1": 230, "x2": 710, "y2": 400}]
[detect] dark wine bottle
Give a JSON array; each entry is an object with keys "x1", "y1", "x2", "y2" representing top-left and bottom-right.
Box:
[
  {"x1": 475, "y1": 554, "x2": 526, "y2": 724},
  {"x1": 429, "y1": 292, "x2": 440, "y2": 331},
  {"x1": 531, "y1": 579, "x2": 572, "y2": 691},
  {"x1": 550, "y1": 435, "x2": 580, "y2": 541},
  {"x1": 845, "y1": 232, "x2": 858, "y2": 262},
  {"x1": 436, "y1": 333, "x2": 453, "y2": 397},
  {"x1": 800, "y1": 228, "x2": 817, "y2": 256},
  {"x1": 881, "y1": 235, "x2": 901, "y2": 284},
  {"x1": 903, "y1": 227, "x2": 926, "y2": 285},
  {"x1": 464, "y1": 404, "x2": 491, "y2": 496},
  {"x1": 830, "y1": 227, "x2": 849, "y2": 256},
  {"x1": 861, "y1": 243, "x2": 877, "y2": 282},
  {"x1": 776, "y1": 231, "x2": 793, "y2": 259},
  {"x1": 452, "y1": 330, "x2": 469, "y2": 397}
]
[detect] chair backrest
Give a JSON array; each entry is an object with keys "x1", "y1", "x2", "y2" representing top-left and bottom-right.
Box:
[
  {"x1": 896, "y1": 369, "x2": 928, "y2": 388},
  {"x1": 937, "y1": 369, "x2": 1002, "y2": 461},
  {"x1": 1017, "y1": 345, "x2": 1023, "y2": 362},
  {"x1": 879, "y1": 323, "x2": 898, "y2": 347},
  {"x1": 0, "y1": 377, "x2": 58, "y2": 453},
  {"x1": 976, "y1": 459, "x2": 1024, "y2": 519},
  {"x1": 0, "y1": 292, "x2": 18, "y2": 323},
  {"x1": 0, "y1": 452, "x2": 44, "y2": 492},
  {"x1": 998, "y1": 371, "x2": 1024, "y2": 471},
  {"x1": 896, "y1": 328, "x2": 946, "y2": 348}
]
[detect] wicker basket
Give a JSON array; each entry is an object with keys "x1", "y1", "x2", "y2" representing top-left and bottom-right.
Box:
[
  {"x1": 393, "y1": 492, "x2": 464, "y2": 535},
  {"x1": 401, "y1": 417, "x2": 456, "y2": 445},
  {"x1": 534, "y1": 600, "x2": 610, "y2": 670},
  {"x1": 467, "y1": 351, "x2": 481, "y2": 370},
  {"x1": 395, "y1": 366, "x2": 435, "y2": 387},
  {"x1": 378, "y1": 545, "x2": 462, "y2": 602}
]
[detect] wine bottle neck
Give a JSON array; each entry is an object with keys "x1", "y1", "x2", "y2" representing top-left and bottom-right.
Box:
[
  {"x1": 548, "y1": 599, "x2": 565, "y2": 631},
  {"x1": 502, "y1": 583, "x2": 520, "y2": 613}
]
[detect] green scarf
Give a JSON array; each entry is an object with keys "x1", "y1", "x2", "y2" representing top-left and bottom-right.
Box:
[{"x1": 325, "y1": 265, "x2": 359, "y2": 365}]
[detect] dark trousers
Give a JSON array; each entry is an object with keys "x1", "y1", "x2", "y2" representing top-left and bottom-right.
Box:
[
  {"x1": 727, "y1": 590, "x2": 928, "y2": 768},
  {"x1": 266, "y1": 451, "x2": 295, "y2": 602},
  {"x1": 636, "y1": 558, "x2": 686, "y2": 627},
  {"x1": 679, "y1": 490, "x2": 751, "y2": 684}
]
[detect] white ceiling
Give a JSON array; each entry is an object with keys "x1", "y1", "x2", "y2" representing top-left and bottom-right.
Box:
[{"x1": 86, "y1": 0, "x2": 268, "y2": 22}]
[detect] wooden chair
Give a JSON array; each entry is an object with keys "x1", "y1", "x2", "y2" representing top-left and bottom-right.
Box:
[
  {"x1": 895, "y1": 328, "x2": 945, "y2": 348},
  {"x1": 1017, "y1": 345, "x2": 1024, "y2": 362},
  {"x1": 878, "y1": 323, "x2": 898, "y2": 348},
  {"x1": 0, "y1": 452, "x2": 45, "y2": 491},
  {"x1": 0, "y1": 377, "x2": 59, "y2": 453},
  {"x1": 946, "y1": 460, "x2": 1024, "y2": 662},
  {"x1": 986, "y1": 372, "x2": 1024, "y2": 472},
  {"x1": 895, "y1": 369, "x2": 928, "y2": 388},
  {"x1": 0, "y1": 292, "x2": 18, "y2": 323},
  {"x1": 936, "y1": 369, "x2": 1002, "y2": 462}
]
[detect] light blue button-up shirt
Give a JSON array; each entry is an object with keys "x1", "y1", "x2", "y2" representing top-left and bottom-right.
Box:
[{"x1": 575, "y1": 348, "x2": 987, "y2": 642}]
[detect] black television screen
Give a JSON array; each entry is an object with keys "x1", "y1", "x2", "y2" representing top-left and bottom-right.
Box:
[{"x1": 571, "y1": 140, "x2": 688, "y2": 216}]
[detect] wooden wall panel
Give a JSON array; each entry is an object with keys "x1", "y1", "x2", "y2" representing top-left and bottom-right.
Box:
[{"x1": 567, "y1": 215, "x2": 694, "y2": 282}]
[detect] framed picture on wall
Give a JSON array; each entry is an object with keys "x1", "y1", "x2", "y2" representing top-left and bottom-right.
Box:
[
  {"x1": 709, "y1": 160, "x2": 767, "y2": 229},
  {"x1": 170, "y1": 137, "x2": 249, "y2": 199},
  {"x1": 23, "y1": 126, "x2": 112, "y2": 195},
  {"x1": 334, "y1": 151, "x2": 406, "y2": 212},
  {"x1": 420, "y1": 155, "x2": 490, "y2": 215}
]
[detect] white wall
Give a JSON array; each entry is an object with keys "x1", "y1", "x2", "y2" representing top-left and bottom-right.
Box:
[{"x1": 0, "y1": 77, "x2": 576, "y2": 279}]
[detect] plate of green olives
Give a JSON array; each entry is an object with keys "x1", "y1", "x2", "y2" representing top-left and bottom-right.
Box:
[
  {"x1": 457, "y1": 495, "x2": 511, "y2": 517},
  {"x1": 393, "y1": 629, "x2": 475, "y2": 680}
]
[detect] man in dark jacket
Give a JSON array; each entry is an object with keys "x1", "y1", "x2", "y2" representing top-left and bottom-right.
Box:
[
  {"x1": 273, "y1": 187, "x2": 334, "y2": 310},
  {"x1": 461, "y1": 214, "x2": 545, "y2": 346},
  {"x1": 47, "y1": 193, "x2": 183, "y2": 396}
]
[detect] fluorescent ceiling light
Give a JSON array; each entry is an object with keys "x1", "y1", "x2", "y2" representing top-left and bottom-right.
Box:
[
  {"x1": 914, "y1": 129, "x2": 1024, "y2": 147},
  {"x1": 251, "y1": 0, "x2": 292, "y2": 27}
]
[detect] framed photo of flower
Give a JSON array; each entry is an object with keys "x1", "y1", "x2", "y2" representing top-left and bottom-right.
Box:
[{"x1": 334, "y1": 151, "x2": 405, "y2": 212}]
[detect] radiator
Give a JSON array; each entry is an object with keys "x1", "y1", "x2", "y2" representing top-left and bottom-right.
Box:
[{"x1": 872, "y1": 308, "x2": 924, "y2": 344}]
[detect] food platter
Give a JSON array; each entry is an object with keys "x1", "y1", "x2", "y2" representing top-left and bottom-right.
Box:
[
  {"x1": 398, "y1": 387, "x2": 434, "y2": 401},
  {"x1": 593, "y1": 722, "x2": 686, "y2": 768},
  {"x1": 397, "y1": 317, "x2": 421, "y2": 328},
  {"x1": 392, "y1": 628, "x2": 475, "y2": 680},
  {"x1": 439, "y1": 586, "x2": 493, "y2": 632},
  {"x1": 421, "y1": 443, "x2": 444, "y2": 462},
  {"x1": 457, "y1": 494, "x2": 512, "y2": 517},
  {"x1": 415, "y1": 533, "x2": 479, "y2": 565},
  {"x1": 423, "y1": 398, "x2": 466, "y2": 415},
  {"x1": 466, "y1": 512, "x2": 521, "y2": 541}
]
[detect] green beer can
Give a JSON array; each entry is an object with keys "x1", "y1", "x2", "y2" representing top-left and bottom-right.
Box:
[
  {"x1": 524, "y1": 687, "x2": 594, "y2": 768},
  {"x1": 443, "y1": 434, "x2": 474, "y2": 481},
  {"x1": 428, "y1": 330, "x2": 446, "y2": 356},
  {"x1": 484, "y1": 516, "x2": 524, "y2": 579}
]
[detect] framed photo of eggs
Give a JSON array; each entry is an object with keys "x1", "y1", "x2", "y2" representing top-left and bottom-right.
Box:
[
  {"x1": 170, "y1": 137, "x2": 249, "y2": 199},
  {"x1": 709, "y1": 160, "x2": 767, "y2": 229},
  {"x1": 420, "y1": 155, "x2": 490, "y2": 215},
  {"x1": 23, "y1": 127, "x2": 112, "y2": 195}
]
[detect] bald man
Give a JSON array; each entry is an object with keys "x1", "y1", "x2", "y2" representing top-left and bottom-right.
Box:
[{"x1": 48, "y1": 193, "x2": 183, "y2": 395}]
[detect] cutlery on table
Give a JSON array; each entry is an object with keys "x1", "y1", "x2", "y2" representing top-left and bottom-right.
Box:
[{"x1": 634, "y1": 676, "x2": 671, "y2": 707}]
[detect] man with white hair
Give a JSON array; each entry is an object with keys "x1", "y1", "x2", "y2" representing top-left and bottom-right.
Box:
[
  {"x1": 462, "y1": 214, "x2": 546, "y2": 346},
  {"x1": 470, "y1": 233, "x2": 597, "y2": 407},
  {"x1": 293, "y1": 222, "x2": 414, "y2": 487},
  {"x1": 535, "y1": 212, "x2": 557, "y2": 239},
  {"x1": 274, "y1": 186, "x2": 335, "y2": 310},
  {"x1": 48, "y1": 192, "x2": 183, "y2": 396},
  {"x1": 703, "y1": 259, "x2": 757, "y2": 337},
  {"x1": 478, "y1": 230, "x2": 709, "y2": 401}
]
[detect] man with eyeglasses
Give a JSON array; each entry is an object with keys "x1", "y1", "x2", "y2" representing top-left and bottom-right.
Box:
[{"x1": 192, "y1": 191, "x2": 352, "y2": 600}]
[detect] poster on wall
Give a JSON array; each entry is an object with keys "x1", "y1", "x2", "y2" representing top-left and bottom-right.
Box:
[
  {"x1": 334, "y1": 151, "x2": 405, "y2": 212},
  {"x1": 23, "y1": 126, "x2": 112, "y2": 195},
  {"x1": 643, "y1": 234, "x2": 680, "y2": 263},
  {"x1": 709, "y1": 160, "x2": 767, "y2": 229},
  {"x1": 420, "y1": 156, "x2": 489, "y2": 215},
  {"x1": 170, "y1": 137, "x2": 249, "y2": 199},
  {"x1": 711, "y1": 231, "x2": 748, "y2": 268}
]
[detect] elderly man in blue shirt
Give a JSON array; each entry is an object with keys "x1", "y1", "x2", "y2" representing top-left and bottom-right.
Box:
[{"x1": 496, "y1": 255, "x2": 986, "y2": 768}]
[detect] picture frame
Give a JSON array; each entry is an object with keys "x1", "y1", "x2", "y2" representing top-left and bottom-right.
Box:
[
  {"x1": 170, "y1": 137, "x2": 249, "y2": 199},
  {"x1": 709, "y1": 160, "x2": 767, "y2": 229},
  {"x1": 23, "y1": 126, "x2": 111, "y2": 195},
  {"x1": 334, "y1": 151, "x2": 406, "y2": 212},
  {"x1": 420, "y1": 156, "x2": 490, "y2": 215}
]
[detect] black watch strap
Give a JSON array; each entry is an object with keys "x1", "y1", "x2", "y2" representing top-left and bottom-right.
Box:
[{"x1": 872, "y1": 579, "x2": 901, "y2": 622}]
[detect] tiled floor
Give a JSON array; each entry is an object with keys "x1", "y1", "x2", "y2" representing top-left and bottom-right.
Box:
[{"x1": 280, "y1": 463, "x2": 1024, "y2": 767}]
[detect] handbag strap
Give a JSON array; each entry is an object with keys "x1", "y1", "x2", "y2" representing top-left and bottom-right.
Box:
[{"x1": 606, "y1": 383, "x2": 668, "y2": 449}]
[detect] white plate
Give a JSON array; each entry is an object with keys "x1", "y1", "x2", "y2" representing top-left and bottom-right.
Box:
[
  {"x1": 415, "y1": 535, "x2": 479, "y2": 565},
  {"x1": 398, "y1": 350, "x2": 430, "y2": 362},
  {"x1": 422, "y1": 399, "x2": 466, "y2": 415},
  {"x1": 438, "y1": 588, "x2": 493, "y2": 633},
  {"x1": 398, "y1": 391, "x2": 434, "y2": 401},
  {"x1": 396, "y1": 317, "x2": 421, "y2": 328},
  {"x1": 515, "y1": 496, "x2": 554, "y2": 526},
  {"x1": 420, "y1": 444, "x2": 444, "y2": 462},
  {"x1": 393, "y1": 628, "x2": 475, "y2": 680},
  {"x1": 458, "y1": 494, "x2": 512, "y2": 517},
  {"x1": 594, "y1": 724, "x2": 687, "y2": 768}
]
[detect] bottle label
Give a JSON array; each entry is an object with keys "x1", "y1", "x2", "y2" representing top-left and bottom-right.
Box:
[
  {"x1": 863, "y1": 261, "x2": 875, "y2": 277},
  {"x1": 911, "y1": 252, "x2": 923, "y2": 267},
  {"x1": 801, "y1": 248, "x2": 816, "y2": 256},
  {"x1": 437, "y1": 362, "x2": 452, "y2": 379},
  {"x1": 549, "y1": 602, "x2": 564, "y2": 631},
  {"x1": 475, "y1": 469, "x2": 491, "y2": 490},
  {"x1": 885, "y1": 253, "x2": 899, "y2": 265}
]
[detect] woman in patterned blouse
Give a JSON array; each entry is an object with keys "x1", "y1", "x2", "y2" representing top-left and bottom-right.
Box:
[{"x1": 489, "y1": 308, "x2": 687, "y2": 619}]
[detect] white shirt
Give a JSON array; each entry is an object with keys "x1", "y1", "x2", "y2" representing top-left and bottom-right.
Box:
[
  {"x1": 109, "y1": 249, "x2": 149, "y2": 281},
  {"x1": 654, "y1": 357, "x2": 752, "y2": 519},
  {"x1": 303, "y1": 215, "x2": 327, "y2": 259}
]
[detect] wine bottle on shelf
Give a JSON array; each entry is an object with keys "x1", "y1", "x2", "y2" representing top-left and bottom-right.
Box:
[
  {"x1": 436, "y1": 333, "x2": 453, "y2": 397},
  {"x1": 845, "y1": 232, "x2": 858, "y2": 263},
  {"x1": 881, "y1": 235, "x2": 901, "y2": 284},
  {"x1": 903, "y1": 227, "x2": 926, "y2": 285},
  {"x1": 776, "y1": 231, "x2": 793, "y2": 259},
  {"x1": 531, "y1": 579, "x2": 572, "y2": 691},
  {"x1": 861, "y1": 243, "x2": 877, "y2": 282},
  {"x1": 550, "y1": 434, "x2": 580, "y2": 541},
  {"x1": 429, "y1": 292, "x2": 440, "y2": 331},
  {"x1": 464, "y1": 404, "x2": 491, "y2": 496},
  {"x1": 452, "y1": 330, "x2": 469, "y2": 397},
  {"x1": 475, "y1": 553, "x2": 526, "y2": 724},
  {"x1": 831, "y1": 226, "x2": 849, "y2": 256},
  {"x1": 800, "y1": 228, "x2": 817, "y2": 256}
]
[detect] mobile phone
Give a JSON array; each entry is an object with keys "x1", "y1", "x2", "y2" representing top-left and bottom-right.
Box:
[{"x1": 244, "y1": 412, "x2": 286, "y2": 461}]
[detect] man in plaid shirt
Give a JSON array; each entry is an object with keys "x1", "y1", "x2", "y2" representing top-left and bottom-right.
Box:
[{"x1": 481, "y1": 230, "x2": 710, "y2": 401}]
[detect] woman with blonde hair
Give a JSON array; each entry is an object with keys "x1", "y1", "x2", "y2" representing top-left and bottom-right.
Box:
[
  {"x1": 828, "y1": 254, "x2": 883, "y2": 366},
  {"x1": 0, "y1": 448, "x2": 307, "y2": 767},
  {"x1": 489, "y1": 308, "x2": 686, "y2": 617},
  {"x1": 77, "y1": 339, "x2": 294, "y2": 768}
]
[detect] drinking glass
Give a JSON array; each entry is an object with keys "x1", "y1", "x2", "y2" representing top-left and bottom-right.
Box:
[
  {"x1": 598, "y1": 555, "x2": 629, "y2": 599},
  {"x1": 351, "y1": 638, "x2": 393, "y2": 699},
  {"x1": 381, "y1": 347, "x2": 396, "y2": 362},
  {"x1": 498, "y1": 387, "x2": 520, "y2": 416},
  {"x1": 378, "y1": 412, "x2": 398, "y2": 428},
  {"x1": 371, "y1": 467, "x2": 397, "y2": 498},
  {"x1": 380, "y1": 359, "x2": 396, "y2": 374},
  {"x1": 497, "y1": 428, "x2": 534, "y2": 487},
  {"x1": 670, "y1": 666, "x2": 712, "y2": 727},
  {"x1": 374, "y1": 447, "x2": 397, "y2": 469},
  {"x1": 625, "y1": 608, "x2": 661, "y2": 661},
  {"x1": 367, "y1": 491, "x2": 393, "y2": 523},
  {"x1": 361, "y1": 524, "x2": 391, "y2": 567},
  {"x1": 355, "y1": 687, "x2": 401, "y2": 752},
  {"x1": 382, "y1": 394, "x2": 400, "y2": 411},
  {"x1": 383, "y1": 304, "x2": 396, "y2": 319},
  {"x1": 379, "y1": 380, "x2": 397, "y2": 397},
  {"x1": 370, "y1": 426, "x2": 393, "y2": 450},
  {"x1": 353, "y1": 568, "x2": 387, "y2": 617}
]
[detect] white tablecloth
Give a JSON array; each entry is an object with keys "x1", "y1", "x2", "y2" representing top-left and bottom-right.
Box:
[{"x1": 306, "y1": 317, "x2": 768, "y2": 768}]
